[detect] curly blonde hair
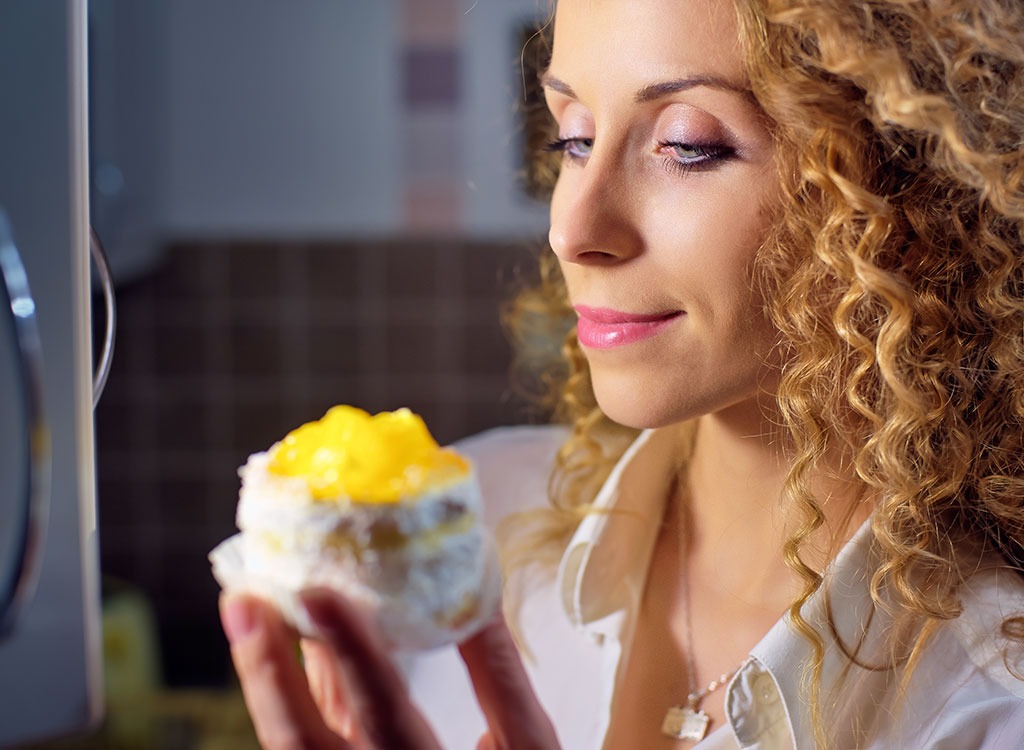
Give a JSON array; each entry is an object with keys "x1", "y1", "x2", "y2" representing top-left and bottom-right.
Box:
[{"x1": 502, "y1": 0, "x2": 1024, "y2": 744}]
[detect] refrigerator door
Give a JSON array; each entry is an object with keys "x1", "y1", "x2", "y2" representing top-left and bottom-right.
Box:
[{"x1": 0, "y1": 1, "x2": 103, "y2": 746}]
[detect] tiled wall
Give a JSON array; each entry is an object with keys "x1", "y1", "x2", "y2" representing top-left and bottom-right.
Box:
[{"x1": 95, "y1": 238, "x2": 545, "y2": 686}]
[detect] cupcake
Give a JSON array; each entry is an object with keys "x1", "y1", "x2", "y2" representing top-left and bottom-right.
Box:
[{"x1": 209, "y1": 405, "x2": 499, "y2": 650}]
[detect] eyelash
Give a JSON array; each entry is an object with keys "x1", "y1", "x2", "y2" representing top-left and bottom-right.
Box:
[
  {"x1": 657, "y1": 141, "x2": 736, "y2": 176},
  {"x1": 542, "y1": 137, "x2": 735, "y2": 176},
  {"x1": 543, "y1": 137, "x2": 593, "y2": 164}
]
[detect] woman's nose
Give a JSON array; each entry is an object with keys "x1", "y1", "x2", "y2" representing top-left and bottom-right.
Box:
[{"x1": 548, "y1": 153, "x2": 643, "y2": 266}]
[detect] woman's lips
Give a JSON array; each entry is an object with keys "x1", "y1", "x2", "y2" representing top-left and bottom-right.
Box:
[{"x1": 574, "y1": 305, "x2": 683, "y2": 349}]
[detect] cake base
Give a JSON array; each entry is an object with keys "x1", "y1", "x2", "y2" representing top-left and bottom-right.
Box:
[{"x1": 209, "y1": 529, "x2": 502, "y2": 651}]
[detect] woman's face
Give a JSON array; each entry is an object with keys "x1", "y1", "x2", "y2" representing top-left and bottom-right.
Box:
[{"x1": 545, "y1": 0, "x2": 781, "y2": 429}]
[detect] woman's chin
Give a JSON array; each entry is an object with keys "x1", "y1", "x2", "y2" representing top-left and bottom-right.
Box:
[
  {"x1": 592, "y1": 385, "x2": 696, "y2": 431},
  {"x1": 590, "y1": 368, "x2": 768, "y2": 431}
]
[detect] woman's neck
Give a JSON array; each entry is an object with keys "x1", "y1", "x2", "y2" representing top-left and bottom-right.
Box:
[{"x1": 682, "y1": 397, "x2": 870, "y2": 609}]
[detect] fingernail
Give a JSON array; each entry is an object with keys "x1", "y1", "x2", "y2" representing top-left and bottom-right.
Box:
[
  {"x1": 301, "y1": 589, "x2": 366, "y2": 642},
  {"x1": 222, "y1": 595, "x2": 259, "y2": 643},
  {"x1": 300, "y1": 589, "x2": 341, "y2": 633}
]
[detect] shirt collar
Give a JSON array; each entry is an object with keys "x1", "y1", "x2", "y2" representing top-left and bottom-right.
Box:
[
  {"x1": 731, "y1": 518, "x2": 887, "y2": 748},
  {"x1": 556, "y1": 427, "x2": 682, "y2": 633},
  {"x1": 743, "y1": 526, "x2": 1024, "y2": 749},
  {"x1": 553, "y1": 426, "x2": 891, "y2": 747}
]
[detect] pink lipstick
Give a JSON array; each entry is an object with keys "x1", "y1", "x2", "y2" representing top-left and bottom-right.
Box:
[{"x1": 574, "y1": 305, "x2": 683, "y2": 349}]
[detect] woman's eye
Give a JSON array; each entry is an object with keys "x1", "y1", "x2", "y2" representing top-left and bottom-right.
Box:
[
  {"x1": 657, "y1": 141, "x2": 735, "y2": 174},
  {"x1": 543, "y1": 137, "x2": 594, "y2": 163}
]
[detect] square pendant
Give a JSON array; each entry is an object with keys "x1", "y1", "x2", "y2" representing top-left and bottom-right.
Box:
[{"x1": 661, "y1": 705, "x2": 711, "y2": 742}]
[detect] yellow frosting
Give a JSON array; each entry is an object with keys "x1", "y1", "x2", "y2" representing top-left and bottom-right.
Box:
[{"x1": 267, "y1": 405, "x2": 469, "y2": 503}]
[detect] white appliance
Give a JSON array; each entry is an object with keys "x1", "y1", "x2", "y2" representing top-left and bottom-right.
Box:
[{"x1": 0, "y1": 1, "x2": 104, "y2": 746}]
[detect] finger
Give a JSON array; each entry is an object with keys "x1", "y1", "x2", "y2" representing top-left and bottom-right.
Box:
[
  {"x1": 458, "y1": 617, "x2": 560, "y2": 750},
  {"x1": 221, "y1": 593, "x2": 345, "y2": 750},
  {"x1": 475, "y1": 732, "x2": 497, "y2": 750},
  {"x1": 301, "y1": 638, "x2": 356, "y2": 739},
  {"x1": 300, "y1": 588, "x2": 442, "y2": 750}
]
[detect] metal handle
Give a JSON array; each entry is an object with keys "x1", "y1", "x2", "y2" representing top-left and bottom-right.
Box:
[
  {"x1": 89, "y1": 226, "x2": 115, "y2": 408},
  {"x1": 0, "y1": 208, "x2": 51, "y2": 637}
]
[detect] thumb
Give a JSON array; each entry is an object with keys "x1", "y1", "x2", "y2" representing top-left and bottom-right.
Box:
[
  {"x1": 475, "y1": 732, "x2": 497, "y2": 750},
  {"x1": 458, "y1": 616, "x2": 560, "y2": 750}
]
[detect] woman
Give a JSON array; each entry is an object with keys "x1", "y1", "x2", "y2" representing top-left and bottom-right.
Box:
[{"x1": 220, "y1": 0, "x2": 1024, "y2": 747}]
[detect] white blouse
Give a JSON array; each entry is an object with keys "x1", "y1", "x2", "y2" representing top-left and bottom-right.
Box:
[{"x1": 404, "y1": 425, "x2": 1024, "y2": 749}]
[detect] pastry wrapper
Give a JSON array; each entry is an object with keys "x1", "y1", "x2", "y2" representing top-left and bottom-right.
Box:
[{"x1": 209, "y1": 528, "x2": 502, "y2": 650}]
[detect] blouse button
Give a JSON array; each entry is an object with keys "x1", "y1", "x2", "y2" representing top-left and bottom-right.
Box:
[{"x1": 754, "y1": 673, "x2": 779, "y2": 705}]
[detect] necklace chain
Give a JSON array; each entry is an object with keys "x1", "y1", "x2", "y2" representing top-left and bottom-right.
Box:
[
  {"x1": 686, "y1": 669, "x2": 739, "y2": 708},
  {"x1": 661, "y1": 483, "x2": 743, "y2": 742},
  {"x1": 680, "y1": 558, "x2": 739, "y2": 708}
]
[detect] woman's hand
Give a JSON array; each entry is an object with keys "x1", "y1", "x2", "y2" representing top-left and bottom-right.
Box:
[{"x1": 220, "y1": 589, "x2": 560, "y2": 750}]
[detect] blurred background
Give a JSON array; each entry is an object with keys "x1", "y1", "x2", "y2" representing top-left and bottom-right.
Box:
[{"x1": 26, "y1": 1, "x2": 555, "y2": 747}]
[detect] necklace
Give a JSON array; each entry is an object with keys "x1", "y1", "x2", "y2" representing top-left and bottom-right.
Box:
[
  {"x1": 660, "y1": 491, "x2": 742, "y2": 743},
  {"x1": 660, "y1": 664, "x2": 740, "y2": 741}
]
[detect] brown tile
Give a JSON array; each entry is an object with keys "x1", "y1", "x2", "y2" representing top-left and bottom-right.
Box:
[
  {"x1": 229, "y1": 321, "x2": 284, "y2": 378},
  {"x1": 94, "y1": 400, "x2": 137, "y2": 452},
  {"x1": 231, "y1": 400, "x2": 287, "y2": 455},
  {"x1": 155, "y1": 477, "x2": 220, "y2": 524},
  {"x1": 154, "y1": 324, "x2": 209, "y2": 377},
  {"x1": 156, "y1": 545, "x2": 222, "y2": 592},
  {"x1": 203, "y1": 478, "x2": 247, "y2": 524},
  {"x1": 155, "y1": 399, "x2": 213, "y2": 453},
  {"x1": 96, "y1": 349, "x2": 139, "y2": 404},
  {"x1": 384, "y1": 242, "x2": 440, "y2": 297},
  {"x1": 305, "y1": 244, "x2": 363, "y2": 302},
  {"x1": 423, "y1": 405, "x2": 467, "y2": 446},
  {"x1": 99, "y1": 550, "x2": 143, "y2": 583},
  {"x1": 354, "y1": 392, "x2": 424, "y2": 419},
  {"x1": 150, "y1": 245, "x2": 209, "y2": 303},
  {"x1": 94, "y1": 477, "x2": 141, "y2": 530},
  {"x1": 463, "y1": 322, "x2": 512, "y2": 375},
  {"x1": 158, "y1": 378, "x2": 211, "y2": 408},
  {"x1": 111, "y1": 317, "x2": 158, "y2": 374},
  {"x1": 356, "y1": 396, "x2": 454, "y2": 443},
  {"x1": 96, "y1": 446, "x2": 132, "y2": 486},
  {"x1": 225, "y1": 243, "x2": 283, "y2": 300},
  {"x1": 279, "y1": 402, "x2": 337, "y2": 434},
  {"x1": 301, "y1": 377, "x2": 364, "y2": 419},
  {"x1": 463, "y1": 242, "x2": 538, "y2": 299},
  {"x1": 306, "y1": 321, "x2": 362, "y2": 377},
  {"x1": 385, "y1": 324, "x2": 441, "y2": 374}
]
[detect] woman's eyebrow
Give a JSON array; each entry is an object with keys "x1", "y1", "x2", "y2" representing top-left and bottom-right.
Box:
[
  {"x1": 540, "y1": 73, "x2": 752, "y2": 102},
  {"x1": 539, "y1": 73, "x2": 577, "y2": 99},
  {"x1": 634, "y1": 76, "x2": 752, "y2": 102}
]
